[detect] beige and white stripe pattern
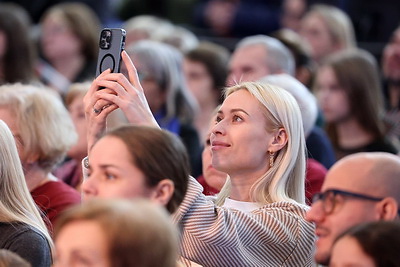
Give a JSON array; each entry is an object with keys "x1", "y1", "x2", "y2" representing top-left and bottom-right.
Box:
[{"x1": 173, "y1": 177, "x2": 315, "y2": 267}]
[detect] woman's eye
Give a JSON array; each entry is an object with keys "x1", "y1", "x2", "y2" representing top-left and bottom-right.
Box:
[
  {"x1": 105, "y1": 173, "x2": 116, "y2": 180},
  {"x1": 215, "y1": 116, "x2": 222, "y2": 123},
  {"x1": 233, "y1": 115, "x2": 243, "y2": 122}
]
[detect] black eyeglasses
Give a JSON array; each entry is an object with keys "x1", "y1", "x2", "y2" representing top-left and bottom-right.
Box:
[{"x1": 312, "y1": 189, "x2": 384, "y2": 215}]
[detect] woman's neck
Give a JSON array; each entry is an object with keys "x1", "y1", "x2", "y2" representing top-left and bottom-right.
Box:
[
  {"x1": 228, "y1": 168, "x2": 267, "y2": 202},
  {"x1": 51, "y1": 54, "x2": 85, "y2": 82},
  {"x1": 389, "y1": 84, "x2": 400, "y2": 109},
  {"x1": 24, "y1": 163, "x2": 57, "y2": 192},
  {"x1": 336, "y1": 118, "x2": 374, "y2": 149}
]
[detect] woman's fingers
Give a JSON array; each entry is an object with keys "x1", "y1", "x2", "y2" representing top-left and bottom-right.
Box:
[{"x1": 121, "y1": 50, "x2": 143, "y2": 92}]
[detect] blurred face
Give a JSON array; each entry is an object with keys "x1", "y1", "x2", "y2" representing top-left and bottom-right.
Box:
[
  {"x1": 315, "y1": 66, "x2": 350, "y2": 123},
  {"x1": 300, "y1": 13, "x2": 337, "y2": 63},
  {"x1": 82, "y1": 136, "x2": 154, "y2": 201},
  {"x1": 0, "y1": 108, "x2": 27, "y2": 163},
  {"x1": 41, "y1": 14, "x2": 82, "y2": 60},
  {"x1": 211, "y1": 89, "x2": 273, "y2": 178},
  {"x1": 227, "y1": 44, "x2": 271, "y2": 85},
  {"x1": 183, "y1": 59, "x2": 215, "y2": 105},
  {"x1": 67, "y1": 94, "x2": 87, "y2": 160},
  {"x1": 122, "y1": 55, "x2": 166, "y2": 114},
  {"x1": 306, "y1": 163, "x2": 380, "y2": 265},
  {"x1": 54, "y1": 220, "x2": 110, "y2": 267},
  {"x1": 202, "y1": 133, "x2": 227, "y2": 191},
  {"x1": 382, "y1": 27, "x2": 400, "y2": 80},
  {"x1": 330, "y1": 236, "x2": 375, "y2": 267}
]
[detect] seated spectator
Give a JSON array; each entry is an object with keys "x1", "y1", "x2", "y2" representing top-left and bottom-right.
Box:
[
  {"x1": 124, "y1": 40, "x2": 202, "y2": 177},
  {"x1": 0, "y1": 120, "x2": 52, "y2": 267},
  {"x1": 54, "y1": 199, "x2": 178, "y2": 267},
  {"x1": 314, "y1": 49, "x2": 398, "y2": 159},
  {"x1": 300, "y1": 4, "x2": 356, "y2": 65},
  {"x1": 306, "y1": 152, "x2": 400, "y2": 265},
  {"x1": 331, "y1": 221, "x2": 400, "y2": 267},
  {"x1": 183, "y1": 41, "x2": 230, "y2": 140},
  {"x1": 37, "y1": 2, "x2": 100, "y2": 94},
  {"x1": 0, "y1": 84, "x2": 81, "y2": 229},
  {"x1": 84, "y1": 51, "x2": 315, "y2": 265},
  {"x1": 0, "y1": 3, "x2": 37, "y2": 85}
]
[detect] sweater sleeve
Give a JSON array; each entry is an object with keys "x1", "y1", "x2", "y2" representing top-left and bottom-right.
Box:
[
  {"x1": 172, "y1": 177, "x2": 315, "y2": 266},
  {"x1": 7, "y1": 229, "x2": 52, "y2": 267}
]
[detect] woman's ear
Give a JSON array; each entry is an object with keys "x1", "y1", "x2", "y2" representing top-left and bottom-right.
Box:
[
  {"x1": 149, "y1": 179, "x2": 175, "y2": 207},
  {"x1": 268, "y1": 128, "x2": 288, "y2": 152},
  {"x1": 376, "y1": 197, "x2": 399, "y2": 220}
]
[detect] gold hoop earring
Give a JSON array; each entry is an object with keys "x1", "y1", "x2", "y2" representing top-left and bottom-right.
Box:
[{"x1": 269, "y1": 151, "x2": 275, "y2": 168}]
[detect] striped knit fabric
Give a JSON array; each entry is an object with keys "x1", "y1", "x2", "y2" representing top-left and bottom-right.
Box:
[{"x1": 172, "y1": 177, "x2": 316, "y2": 267}]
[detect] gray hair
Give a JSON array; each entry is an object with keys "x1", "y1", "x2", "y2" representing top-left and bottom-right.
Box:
[{"x1": 236, "y1": 35, "x2": 295, "y2": 75}]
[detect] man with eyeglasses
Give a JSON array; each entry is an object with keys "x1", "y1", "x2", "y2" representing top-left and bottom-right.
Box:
[{"x1": 306, "y1": 152, "x2": 400, "y2": 266}]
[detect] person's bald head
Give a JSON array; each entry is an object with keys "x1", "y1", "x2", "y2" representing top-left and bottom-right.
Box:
[
  {"x1": 307, "y1": 152, "x2": 400, "y2": 265},
  {"x1": 323, "y1": 152, "x2": 400, "y2": 203}
]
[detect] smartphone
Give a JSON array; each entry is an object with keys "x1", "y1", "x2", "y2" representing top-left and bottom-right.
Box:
[{"x1": 96, "y1": 28, "x2": 126, "y2": 77}]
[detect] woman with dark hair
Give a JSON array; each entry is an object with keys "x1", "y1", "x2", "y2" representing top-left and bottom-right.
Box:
[
  {"x1": 0, "y1": 3, "x2": 37, "y2": 84},
  {"x1": 331, "y1": 221, "x2": 400, "y2": 267},
  {"x1": 314, "y1": 48, "x2": 398, "y2": 159},
  {"x1": 82, "y1": 125, "x2": 190, "y2": 214}
]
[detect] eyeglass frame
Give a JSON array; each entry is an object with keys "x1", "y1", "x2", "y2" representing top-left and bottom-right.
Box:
[{"x1": 312, "y1": 188, "x2": 385, "y2": 215}]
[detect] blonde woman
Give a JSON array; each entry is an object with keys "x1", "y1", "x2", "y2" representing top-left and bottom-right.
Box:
[
  {"x1": 84, "y1": 51, "x2": 315, "y2": 266},
  {"x1": 0, "y1": 120, "x2": 53, "y2": 267}
]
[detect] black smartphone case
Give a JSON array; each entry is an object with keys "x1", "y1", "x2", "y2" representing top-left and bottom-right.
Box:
[{"x1": 96, "y1": 28, "x2": 126, "y2": 77}]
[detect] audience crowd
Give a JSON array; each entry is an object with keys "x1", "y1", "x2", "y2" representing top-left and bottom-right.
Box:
[{"x1": 0, "y1": 1, "x2": 399, "y2": 266}]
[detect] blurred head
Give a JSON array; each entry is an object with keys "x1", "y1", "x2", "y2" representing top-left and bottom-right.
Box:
[
  {"x1": 227, "y1": 35, "x2": 295, "y2": 85},
  {"x1": 331, "y1": 221, "x2": 400, "y2": 267},
  {"x1": 300, "y1": 4, "x2": 355, "y2": 64},
  {"x1": 213, "y1": 81, "x2": 306, "y2": 205},
  {"x1": 260, "y1": 74, "x2": 317, "y2": 137},
  {"x1": 0, "y1": 84, "x2": 77, "y2": 173},
  {"x1": 123, "y1": 15, "x2": 174, "y2": 47},
  {"x1": 201, "y1": 106, "x2": 227, "y2": 192},
  {"x1": 184, "y1": 41, "x2": 230, "y2": 106},
  {"x1": 83, "y1": 125, "x2": 189, "y2": 213},
  {"x1": 306, "y1": 152, "x2": 400, "y2": 265},
  {"x1": 0, "y1": 249, "x2": 31, "y2": 267},
  {"x1": 54, "y1": 199, "x2": 178, "y2": 267},
  {"x1": 159, "y1": 25, "x2": 199, "y2": 53},
  {"x1": 65, "y1": 82, "x2": 90, "y2": 161},
  {"x1": 40, "y1": 2, "x2": 100, "y2": 62},
  {"x1": 272, "y1": 28, "x2": 316, "y2": 88},
  {"x1": 0, "y1": 3, "x2": 36, "y2": 84},
  {"x1": 0, "y1": 120, "x2": 53, "y2": 250},
  {"x1": 125, "y1": 40, "x2": 197, "y2": 123},
  {"x1": 314, "y1": 49, "x2": 385, "y2": 146},
  {"x1": 382, "y1": 25, "x2": 400, "y2": 82}
]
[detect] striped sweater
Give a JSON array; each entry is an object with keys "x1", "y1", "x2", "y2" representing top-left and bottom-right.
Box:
[{"x1": 172, "y1": 177, "x2": 315, "y2": 267}]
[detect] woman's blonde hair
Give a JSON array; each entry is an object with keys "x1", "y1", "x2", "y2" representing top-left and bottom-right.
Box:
[
  {"x1": 0, "y1": 120, "x2": 53, "y2": 248},
  {"x1": 0, "y1": 83, "x2": 77, "y2": 171},
  {"x1": 216, "y1": 82, "x2": 306, "y2": 205},
  {"x1": 55, "y1": 199, "x2": 178, "y2": 267}
]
